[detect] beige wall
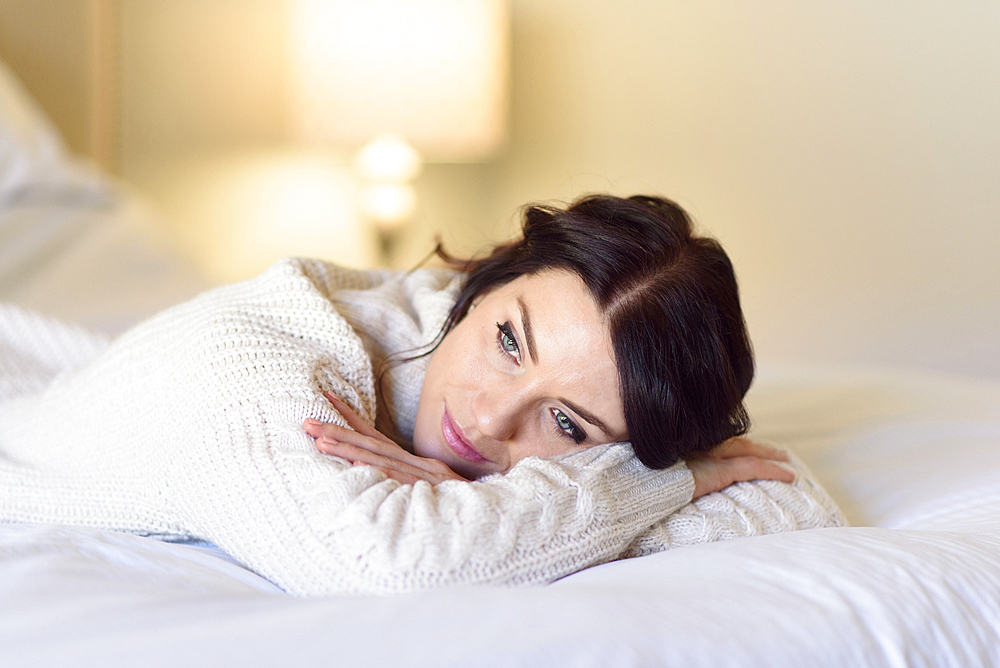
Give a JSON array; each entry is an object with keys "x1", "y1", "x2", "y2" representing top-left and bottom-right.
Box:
[
  {"x1": 0, "y1": 0, "x2": 117, "y2": 170},
  {"x1": 3, "y1": 0, "x2": 998, "y2": 377},
  {"x1": 118, "y1": 0, "x2": 290, "y2": 167},
  {"x1": 476, "y1": 0, "x2": 1000, "y2": 378}
]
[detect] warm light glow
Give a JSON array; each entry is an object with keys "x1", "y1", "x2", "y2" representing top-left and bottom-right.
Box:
[
  {"x1": 291, "y1": 0, "x2": 508, "y2": 161},
  {"x1": 355, "y1": 134, "x2": 422, "y2": 182},
  {"x1": 360, "y1": 183, "x2": 417, "y2": 229},
  {"x1": 170, "y1": 151, "x2": 378, "y2": 280}
]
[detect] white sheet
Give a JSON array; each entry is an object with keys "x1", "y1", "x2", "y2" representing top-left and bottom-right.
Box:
[
  {"x1": 747, "y1": 366, "x2": 1000, "y2": 530},
  {"x1": 2, "y1": 365, "x2": 999, "y2": 667},
  {"x1": 0, "y1": 194, "x2": 208, "y2": 335}
]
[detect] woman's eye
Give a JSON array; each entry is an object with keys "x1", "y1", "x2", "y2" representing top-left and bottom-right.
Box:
[
  {"x1": 496, "y1": 322, "x2": 520, "y2": 362},
  {"x1": 553, "y1": 409, "x2": 586, "y2": 444}
]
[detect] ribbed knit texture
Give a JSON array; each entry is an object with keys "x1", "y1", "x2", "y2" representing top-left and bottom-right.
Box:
[
  {"x1": 624, "y1": 449, "x2": 846, "y2": 557},
  {"x1": 0, "y1": 258, "x2": 844, "y2": 595}
]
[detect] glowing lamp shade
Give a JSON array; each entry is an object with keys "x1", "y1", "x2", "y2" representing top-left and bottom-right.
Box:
[{"x1": 291, "y1": 0, "x2": 509, "y2": 162}]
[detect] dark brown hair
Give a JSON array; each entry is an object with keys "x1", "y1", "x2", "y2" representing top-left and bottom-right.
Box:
[{"x1": 437, "y1": 194, "x2": 753, "y2": 468}]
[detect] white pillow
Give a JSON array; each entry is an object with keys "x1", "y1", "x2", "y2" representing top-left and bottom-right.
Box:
[
  {"x1": 0, "y1": 58, "x2": 104, "y2": 201},
  {"x1": 0, "y1": 58, "x2": 208, "y2": 335}
]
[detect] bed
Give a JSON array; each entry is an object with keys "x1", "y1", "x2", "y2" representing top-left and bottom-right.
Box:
[{"x1": 2, "y1": 58, "x2": 1000, "y2": 667}]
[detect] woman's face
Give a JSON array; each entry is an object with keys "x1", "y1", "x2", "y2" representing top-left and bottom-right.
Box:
[{"x1": 413, "y1": 269, "x2": 627, "y2": 479}]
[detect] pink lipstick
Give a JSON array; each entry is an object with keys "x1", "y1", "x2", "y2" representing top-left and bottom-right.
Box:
[{"x1": 441, "y1": 408, "x2": 488, "y2": 463}]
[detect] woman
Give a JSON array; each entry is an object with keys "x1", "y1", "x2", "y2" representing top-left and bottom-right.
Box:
[
  {"x1": 0, "y1": 194, "x2": 843, "y2": 596},
  {"x1": 307, "y1": 194, "x2": 789, "y2": 488}
]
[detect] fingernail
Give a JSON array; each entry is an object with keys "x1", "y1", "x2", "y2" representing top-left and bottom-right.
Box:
[
  {"x1": 305, "y1": 418, "x2": 319, "y2": 425},
  {"x1": 324, "y1": 392, "x2": 340, "y2": 403}
]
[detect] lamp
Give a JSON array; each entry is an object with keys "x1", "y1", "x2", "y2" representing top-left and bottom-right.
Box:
[{"x1": 290, "y1": 0, "x2": 509, "y2": 260}]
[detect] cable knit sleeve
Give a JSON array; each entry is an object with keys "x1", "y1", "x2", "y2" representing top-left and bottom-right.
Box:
[
  {"x1": 174, "y1": 412, "x2": 694, "y2": 595},
  {"x1": 622, "y1": 448, "x2": 847, "y2": 559}
]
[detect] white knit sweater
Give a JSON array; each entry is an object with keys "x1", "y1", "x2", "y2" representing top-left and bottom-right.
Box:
[{"x1": 0, "y1": 258, "x2": 845, "y2": 596}]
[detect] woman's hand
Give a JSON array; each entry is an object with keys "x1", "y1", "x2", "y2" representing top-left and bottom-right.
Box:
[
  {"x1": 686, "y1": 437, "x2": 795, "y2": 499},
  {"x1": 304, "y1": 392, "x2": 468, "y2": 485}
]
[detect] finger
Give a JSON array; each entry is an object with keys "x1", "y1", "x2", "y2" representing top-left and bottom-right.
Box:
[
  {"x1": 303, "y1": 418, "x2": 373, "y2": 446},
  {"x1": 320, "y1": 420, "x2": 463, "y2": 479},
  {"x1": 722, "y1": 456, "x2": 796, "y2": 485},
  {"x1": 688, "y1": 459, "x2": 727, "y2": 499},
  {"x1": 350, "y1": 461, "x2": 423, "y2": 485},
  {"x1": 317, "y1": 436, "x2": 429, "y2": 476},
  {"x1": 314, "y1": 427, "x2": 401, "y2": 463},
  {"x1": 323, "y1": 392, "x2": 385, "y2": 441},
  {"x1": 303, "y1": 418, "x2": 346, "y2": 440},
  {"x1": 317, "y1": 438, "x2": 404, "y2": 470},
  {"x1": 311, "y1": 416, "x2": 468, "y2": 484},
  {"x1": 304, "y1": 393, "x2": 387, "y2": 447},
  {"x1": 320, "y1": 440, "x2": 454, "y2": 485},
  {"x1": 689, "y1": 454, "x2": 796, "y2": 498},
  {"x1": 710, "y1": 437, "x2": 789, "y2": 462}
]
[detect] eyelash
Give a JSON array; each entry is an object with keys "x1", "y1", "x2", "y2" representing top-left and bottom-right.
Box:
[
  {"x1": 552, "y1": 408, "x2": 587, "y2": 444},
  {"x1": 495, "y1": 322, "x2": 586, "y2": 445},
  {"x1": 496, "y1": 321, "x2": 521, "y2": 363}
]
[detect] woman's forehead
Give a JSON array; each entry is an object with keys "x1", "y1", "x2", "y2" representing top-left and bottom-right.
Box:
[
  {"x1": 491, "y1": 271, "x2": 605, "y2": 330},
  {"x1": 494, "y1": 269, "x2": 594, "y2": 306}
]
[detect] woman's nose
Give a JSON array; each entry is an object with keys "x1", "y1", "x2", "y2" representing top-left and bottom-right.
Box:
[{"x1": 471, "y1": 378, "x2": 526, "y2": 442}]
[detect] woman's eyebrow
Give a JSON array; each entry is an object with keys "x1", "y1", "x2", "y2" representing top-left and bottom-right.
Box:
[
  {"x1": 517, "y1": 295, "x2": 616, "y2": 440},
  {"x1": 516, "y1": 296, "x2": 538, "y2": 365},
  {"x1": 560, "y1": 397, "x2": 613, "y2": 439}
]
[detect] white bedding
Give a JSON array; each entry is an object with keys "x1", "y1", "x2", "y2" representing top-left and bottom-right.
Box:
[
  {"x1": 2, "y1": 529, "x2": 999, "y2": 668},
  {"x1": 1, "y1": 367, "x2": 999, "y2": 667},
  {"x1": 0, "y1": 60, "x2": 207, "y2": 337},
  {"x1": 2, "y1": 57, "x2": 999, "y2": 667}
]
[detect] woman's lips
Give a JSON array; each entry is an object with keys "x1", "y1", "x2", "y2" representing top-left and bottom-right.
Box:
[{"x1": 441, "y1": 408, "x2": 488, "y2": 463}]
